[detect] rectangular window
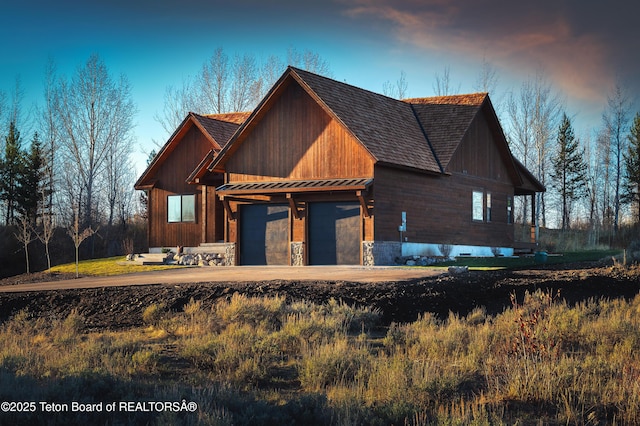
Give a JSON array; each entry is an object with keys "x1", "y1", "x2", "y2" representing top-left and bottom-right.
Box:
[
  {"x1": 168, "y1": 194, "x2": 196, "y2": 223},
  {"x1": 472, "y1": 191, "x2": 483, "y2": 221},
  {"x1": 486, "y1": 193, "x2": 492, "y2": 222},
  {"x1": 507, "y1": 196, "x2": 513, "y2": 224}
]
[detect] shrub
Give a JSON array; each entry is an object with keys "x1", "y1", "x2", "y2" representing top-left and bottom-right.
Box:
[{"x1": 142, "y1": 303, "x2": 166, "y2": 327}]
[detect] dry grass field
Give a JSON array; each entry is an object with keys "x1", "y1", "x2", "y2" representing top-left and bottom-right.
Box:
[{"x1": 0, "y1": 256, "x2": 639, "y2": 425}]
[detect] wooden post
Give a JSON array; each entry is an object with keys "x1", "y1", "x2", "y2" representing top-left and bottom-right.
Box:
[
  {"x1": 530, "y1": 194, "x2": 537, "y2": 244},
  {"x1": 287, "y1": 193, "x2": 301, "y2": 219},
  {"x1": 357, "y1": 190, "x2": 371, "y2": 218},
  {"x1": 201, "y1": 186, "x2": 207, "y2": 243},
  {"x1": 221, "y1": 197, "x2": 236, "y2": 221}
]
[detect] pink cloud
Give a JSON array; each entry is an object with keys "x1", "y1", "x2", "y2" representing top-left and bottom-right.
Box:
[{"x1": 343, "y1": 0, "x2": 614, "y2": 104}]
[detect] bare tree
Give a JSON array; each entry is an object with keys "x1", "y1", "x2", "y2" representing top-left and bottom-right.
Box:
[
  {"x1": 433, "y1": 65, "x2": 460, "y2": 96},
  {"x1": 602, "y1": 83, "x2": 632, "y2": 233},
  {"x1": 154, "y1": 47, "x2": 331, "y2": 146},
  {"x1": 506, "y1": 70, "x2": 563, "y2": 233},
  {"x1": 531, "y1": 71, "x2": 563, "y2": 228},
  {"x1": 583, "y1": 133, "x2": 602, "y2": 244},
  {"x1": 104, "y1": 83, "x2": 136, "y2": 227},
  {"x1": 474, "y1": 57, "x2": 499, "y2": 95},
  {"x1": 67, "y1": 205, "x2": 98, "y2": 278},
  {"x1": 255, "y1": 55, "x2": 284, "y2": 101},
  {"x1": 199, "y1": 47, "x2": 230, "y2": 115},
  {"x1": 286, "y1": 47, "x2": 332, "y2": 77},
  {"x1": 507, "y1": 80, "x2": 535, "y2": 225},
  {"x1": 383, "y1": 70, "x2": 408, "y2": 99},
  {"x1": 229, "y1": 53, "x2": 260, "y2": 112},
  {"x1": 474, "y1": 56, "x2": 505, "y2": 115},
  {"x1": 172, "y1": 48, "x2": 277, "y2": 123},
  {"x1": 54, "y1": 54, "x2": 136, "y2": 229},
  {"x1": 154, "y1": 78, "x2": 199, "y2": 139},
  {"x1": 14, "y1": 215, "x2": 36, "y2": 274},
  {"x1": 36, "y1": 202, "x2": 55, "y2": 272},
  {"x1": 39, "y1": 58, "x2": 59, "y2": 220},
  {"x1": 596, "y1": 127, "x2": 614, "y2": 233}
]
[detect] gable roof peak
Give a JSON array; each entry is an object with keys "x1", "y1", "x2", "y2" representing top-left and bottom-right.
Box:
[{"x1": 286, "y1": 66, "x2": 442, "y2": 174}]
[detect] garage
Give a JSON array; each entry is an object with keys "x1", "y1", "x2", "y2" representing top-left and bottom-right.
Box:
[
  {"x1": 308, "y1": 202, "x2": 361, "y2": 265},
  {"x1": 240, "y1": 204, "x2": 289, "y2": 265}
]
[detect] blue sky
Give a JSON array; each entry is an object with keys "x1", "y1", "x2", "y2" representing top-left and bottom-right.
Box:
[{"x1": 1, "y1": 0, "x2": 638, "y2": 175}]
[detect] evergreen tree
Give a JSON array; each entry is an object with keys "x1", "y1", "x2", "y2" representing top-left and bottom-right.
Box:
[
  {"x1": 17, "y1": 132, "x2": 47, "y2": 223},
  {"x1": 623, "y1": 113, "x2": 640, "y2": 223},
  {"x1": 0, "y1": 122, "x2": 24, "y2": 225},
  {"x1": 551, "y1": 113, "x2": 587, "y2": 230}
]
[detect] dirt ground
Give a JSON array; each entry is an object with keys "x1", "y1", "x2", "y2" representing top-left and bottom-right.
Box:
[{"x1": 0, "y1": 261, "x2": 639, "y2": 331}]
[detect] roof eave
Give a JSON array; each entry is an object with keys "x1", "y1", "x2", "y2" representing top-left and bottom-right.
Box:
[
  {"x1": 208, "y1": 70, "x2": 296, "y2": 173},
  {"x1": 135, "y1": 112, "x2": 224, "y2": 189},
  {"x1": 376, "y1": 161, "x2": 443, "y2": 176}
]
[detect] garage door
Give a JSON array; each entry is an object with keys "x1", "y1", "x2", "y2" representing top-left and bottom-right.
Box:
[
  {"x1": 240, "y1": 204, "x2": 289, "y2": 265},
  {"x1": 308, "y1": 202, "x2": 360, "y2": 265}
]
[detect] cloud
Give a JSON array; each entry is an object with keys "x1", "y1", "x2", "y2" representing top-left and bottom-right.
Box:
[{"x1": 342, "y1": 0, "x2": 635, "y2": 105}]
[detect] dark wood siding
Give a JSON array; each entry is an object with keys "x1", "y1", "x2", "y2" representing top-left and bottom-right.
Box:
[
  {"x1": 148, "y1": 126, "x2": 217, "y2": 247},
  {"x1": 373, "y1": 167, "x2": 514, "y2": 247},
  {"x1": 446, "y1": 111, "x2": 512, "y2": 180},
  {"x1": 373, "y1": 112, "x2": 515, "y2": 248},
  {"x1": 225, "y1": 82, "x2": 374, "y2": 182}
]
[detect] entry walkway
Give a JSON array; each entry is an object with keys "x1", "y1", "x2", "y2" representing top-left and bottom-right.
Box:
[{"x1": 0, "y1": 266, "x2": 444, "y2": 293}]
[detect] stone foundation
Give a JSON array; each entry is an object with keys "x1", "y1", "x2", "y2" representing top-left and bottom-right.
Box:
[
  {"x1": 156, "y1": 243, "x2": 236, "y2": 266},
  {"x1": 363, "y1": 241, "x2": 402, "y2": 266},
  {"x1": 291, "y1": 242, "x2": 304, "y2": 266},
  {"x1": 224, "y1": 243, "x2": 236, "y2": 266}
]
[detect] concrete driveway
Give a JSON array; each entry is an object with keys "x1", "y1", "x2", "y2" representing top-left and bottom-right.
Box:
[{"x1": 0, "y1": 266, "x2": 444, "y2": 293}]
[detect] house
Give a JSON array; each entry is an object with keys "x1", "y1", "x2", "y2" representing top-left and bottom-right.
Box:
[
  {"x1": 134, "y1": 111, "x2": 250, "y2": 249},
  {"x1": 136, "y1": 66, "x2": 544, "y2": 265}
]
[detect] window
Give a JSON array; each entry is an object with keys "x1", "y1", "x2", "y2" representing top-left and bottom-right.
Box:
[
  {"x1": 486, "y1": 193, "x2": 492, "y2": 222},
  {"x1": 507, "y1": 196, "x2": 513, "y2": 224},
  {"x1": 472, "y1": 191, "x2": 483, "y2": 221},
  {"x1": 168, "y1": 194, "x2": 196, "y2": 222}
]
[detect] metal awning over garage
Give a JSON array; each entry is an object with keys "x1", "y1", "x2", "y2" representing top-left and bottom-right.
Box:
[{"x1": 216, "y1": 178, "x2": 373, "y2": 195}]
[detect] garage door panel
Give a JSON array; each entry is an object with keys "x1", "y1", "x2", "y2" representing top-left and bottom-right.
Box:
[
  {"x1": 240, "y1": 204, "x2": 288, "y2": 265},
  {"x1": 309, "y1": 202, "x2": 360, "y2": 265}
]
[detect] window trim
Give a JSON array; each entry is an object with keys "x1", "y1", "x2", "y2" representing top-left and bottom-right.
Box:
[
  {"x1": 472, "y1": 190, "x2": 484, "y2": 222},
  {"x1": 167, "y1": 194, "x2": 196, "y2": 223}
]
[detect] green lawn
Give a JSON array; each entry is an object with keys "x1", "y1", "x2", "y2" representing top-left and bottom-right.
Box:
[
  {"x1": 49, "y1": 256, "x2": 181, "y2": 276},
  {"x1": 434, "y1": 249, "x2": 622, "y2": 270}
]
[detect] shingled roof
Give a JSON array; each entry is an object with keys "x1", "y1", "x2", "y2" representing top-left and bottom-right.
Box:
[
  {"x1": 198, "y1": 67, "x2": 542, "y2": 194},
  {"x1": 210, "y1": 68, "x2": 504, "y2": 177},
  {"x1": 406, "y1": 94, "x2": 487, "y2": 170},
  {"x1": 291, "y1": 68, "x2": 443, "y2": 173},
  {"x1": 134, "y1": 112, "x2": 248, "y2": 189},
  {"x1": 192, "y1": 112, "x2": 250, "y2": 148}
]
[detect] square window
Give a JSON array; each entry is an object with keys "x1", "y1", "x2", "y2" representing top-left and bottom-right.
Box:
[{"x1": 167, "y1": 194, "x2": 196, "y2": 223}]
